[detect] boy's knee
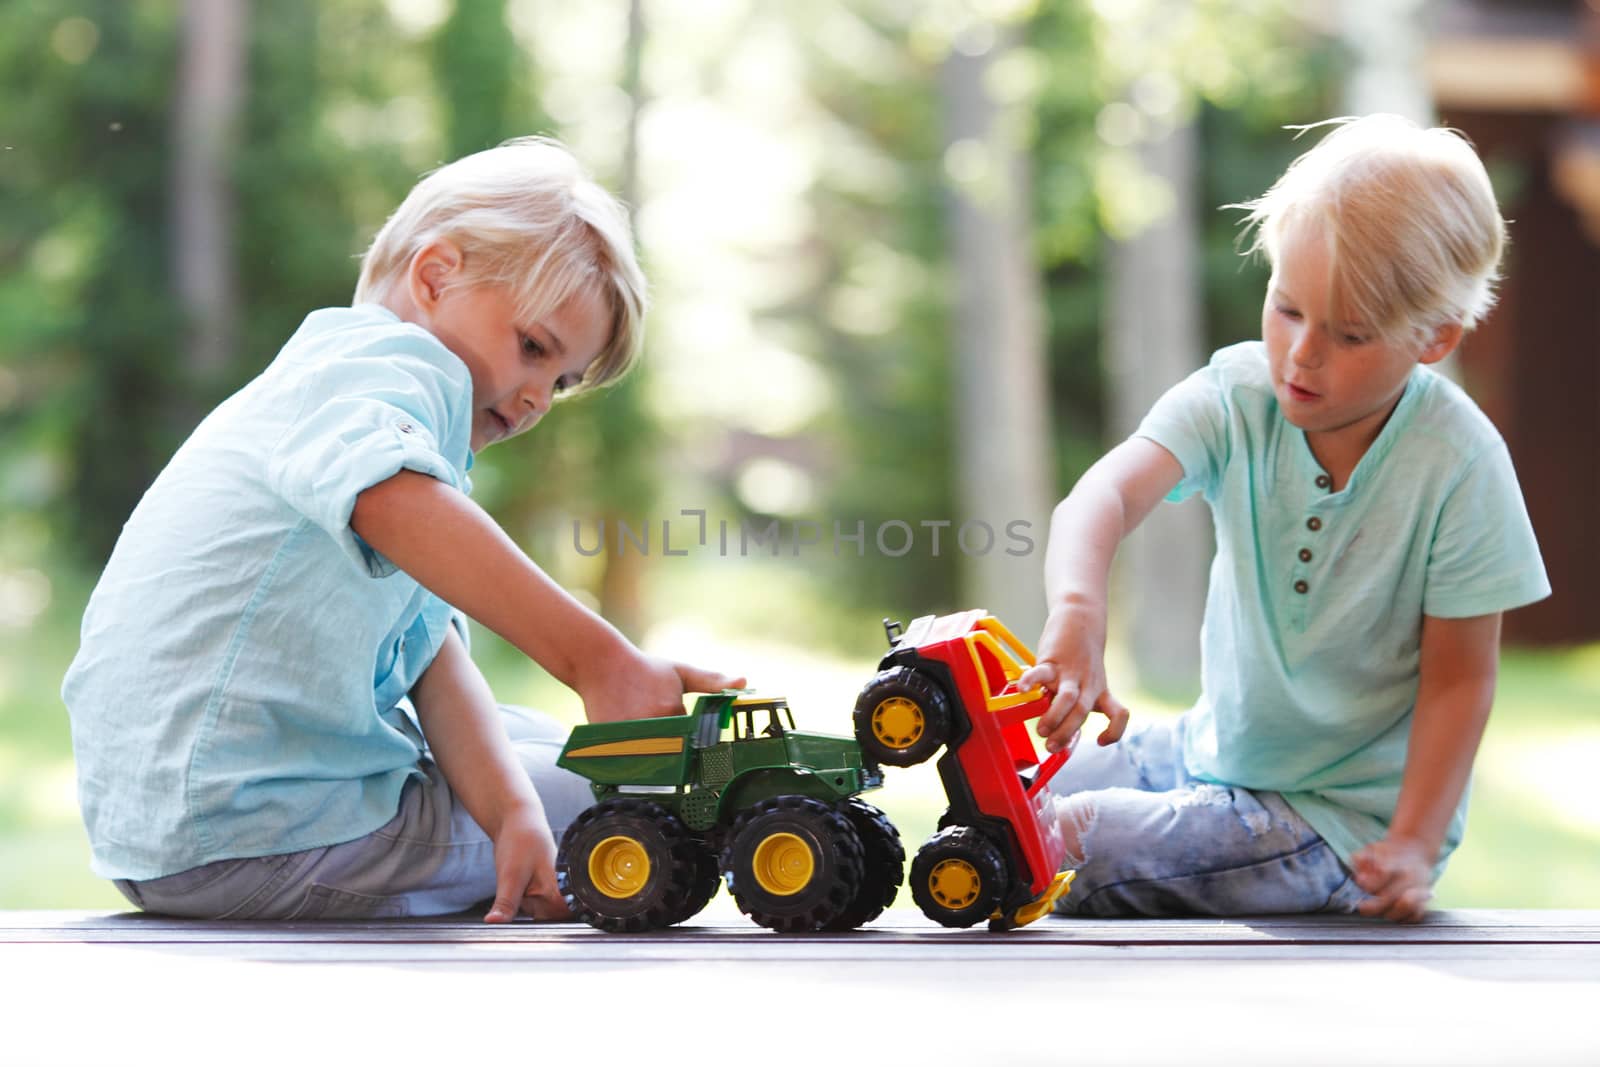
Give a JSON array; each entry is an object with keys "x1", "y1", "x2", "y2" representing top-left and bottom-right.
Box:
[{"x1": 1054, "y1": 793, "x2": 1098, "y2": 869}]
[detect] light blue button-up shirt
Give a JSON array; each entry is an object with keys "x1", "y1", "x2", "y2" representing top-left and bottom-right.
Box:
[
  {"x1": 1137, "y1": 342, "x2": 1550, "y2": 873},
  {"x1": 63, "y1": 304, "x2": 475, "y2": 880}
]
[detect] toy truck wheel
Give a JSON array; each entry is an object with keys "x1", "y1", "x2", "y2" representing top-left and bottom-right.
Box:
[
  {"x1": 722, "y1": 795, "x2": 865, "y2": 933},
  {"x1": 557, "y1": 798, "x2": 708, "y2": 932},
  {"x1": 663, "y1": 843, "x2": 721, "y2": 927},
  {"x1": 822, "y1": 798, "x2": 905, "y2": 931},
  {"x1": 853, "y1": 666, "x2": 950, "y2": 767},
  {"x1": 910, "y1": 826, "x2": 1009, "y2": 928}
]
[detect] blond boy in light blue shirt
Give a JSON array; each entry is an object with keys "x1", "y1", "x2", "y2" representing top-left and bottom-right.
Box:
[
  {"x1": 63, "y1": 138, "x2": 743, "y2": 921},
  {"x1": 1026, "y1": 116, "x2": 1550, "y2": 922}
]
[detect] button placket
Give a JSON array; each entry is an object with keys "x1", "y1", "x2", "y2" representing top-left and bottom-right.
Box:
[{"x1": 1290, "y1": 494, "x2": 1326, "y2": 623}]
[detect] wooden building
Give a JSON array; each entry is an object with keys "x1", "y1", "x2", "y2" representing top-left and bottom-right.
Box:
[{"x1": 1426, "y1": 0, "x2": 1600, "y2": 644}]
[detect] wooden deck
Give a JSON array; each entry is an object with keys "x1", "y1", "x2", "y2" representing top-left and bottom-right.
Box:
[{"x1": 5, "y1": 907, "x2": 1598, "y2": 1065}]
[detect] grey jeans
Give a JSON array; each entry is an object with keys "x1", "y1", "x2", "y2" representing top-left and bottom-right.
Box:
[{"x1": 114, "y1": 705, "x2": 594, "y2": 920}]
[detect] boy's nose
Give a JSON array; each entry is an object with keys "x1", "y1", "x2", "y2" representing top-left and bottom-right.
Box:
[
  {"x1": 520, "y1": 382, "x2": 551, "y2": 418},
  {"x1": 1291, "y1": 330, "x2": 1323, "y2": 367}
]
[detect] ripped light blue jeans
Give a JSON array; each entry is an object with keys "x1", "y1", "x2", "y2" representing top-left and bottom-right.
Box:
[{"x1": 1045, "y1": 715, "x2": 1367, "y2": 918}]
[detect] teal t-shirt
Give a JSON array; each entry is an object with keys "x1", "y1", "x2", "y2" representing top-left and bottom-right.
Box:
[
  {"x1": 1136, "y1": 342, "x2": 1550, "y2": 873},
  {"x1": 62, "y1": 304, "x2": 476, "y2": 880}
]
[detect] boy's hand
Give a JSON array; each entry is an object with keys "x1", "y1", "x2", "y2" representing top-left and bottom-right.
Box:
[
  {"x1": 577, "y1": 646, "x2": 745, "y2": 724},
  {"x1": 1351, "y1": 835, "x2": 1436, "y2": 923},
  {"x1": 484, "y1": 803, "x2": 571, "y2": 924},
  {"x1": 1019, "y1": 601, "x2": 1130, "y2": 754}
]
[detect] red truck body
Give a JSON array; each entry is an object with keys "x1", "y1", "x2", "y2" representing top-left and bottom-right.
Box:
[{"x1": 859, "y1": 610, "x2": 1077, "y2": 929}]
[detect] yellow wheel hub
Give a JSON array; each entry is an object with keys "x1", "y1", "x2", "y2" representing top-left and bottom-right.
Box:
[
  {"x1": 871, "y1": 696, "x2": 925, "y2": 750},
  {"x1": 928, "y1": 858, "x2": 982, "y2": 910},
  {"x1": 751, "y1": 832, "x2": 816, "y2": 896},
  {"x1": 588, "y1": 835, "x2": 651, "y2": 899}
]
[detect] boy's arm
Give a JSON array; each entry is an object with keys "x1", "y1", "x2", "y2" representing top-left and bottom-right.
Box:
[
  {"x1": 409, "y1": 627, "x2": 568, "y2": 923},
  {"x1": 1353, "y1": 611, "x2": 1502, "y2": 923},
  {"x1": 1020, "y1": 437, "x2": 1184, "y2": 752},
  {"x1": 351, "y1": 470, "x2": 742, "y2": 721}
]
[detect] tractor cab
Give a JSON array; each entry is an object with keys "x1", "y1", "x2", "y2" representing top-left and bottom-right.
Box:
[
  {"x1": 729, "y1": 695, "x2": 797, "y2": 740},
  {"x1": 690, "y1": 692, "x2": 798, "y2": 748}
]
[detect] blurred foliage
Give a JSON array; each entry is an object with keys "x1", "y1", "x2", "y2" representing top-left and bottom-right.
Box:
[
  {"x1": 0, "y1": 0, "x2": 1338, "y2": 632},
  {"x1": 793, "y1": 1, "x2": 963, "y2": 618},
  {"x1": 0, "y1": 0, "x2": 421, "y2": 566}
]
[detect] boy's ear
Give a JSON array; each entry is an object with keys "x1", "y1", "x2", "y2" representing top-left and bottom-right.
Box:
[
  {"x1": 409, "y1": 241, "x2": 464, "y2": 307},
  {"x1": 1418, "y1": 322, "x2": 1464, "y2": 366}
]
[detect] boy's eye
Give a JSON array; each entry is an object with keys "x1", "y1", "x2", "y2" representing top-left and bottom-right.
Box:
[
  {"x1": 520, "y1": 333, "x2": 545, "y2": 357},
  {"x1": 554, "y1": 374, "x2": 581, "y2": 395},
  {"x1": 1338, "y1": 330, "x2": 1372, "y2": 347},
  {"x1": 1274, "y1": 303, "x2": 1302, "y2": 321}
]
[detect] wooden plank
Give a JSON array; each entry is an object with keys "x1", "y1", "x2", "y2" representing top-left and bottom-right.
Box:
[
  {"x1": 4, "y1": 908, "x2": 1598, "y2": 945},
  {"x1": 4, "y1": 938, "x2": 1598, "y2": 1067},
  {"x1": 5, "y1": 908, "x2": 1598, "y2": 1066}
]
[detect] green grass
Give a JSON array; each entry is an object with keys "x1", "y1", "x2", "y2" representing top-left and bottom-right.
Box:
[{"x1": 3, "y1": 559, "x2": 1597, "y2": 911}]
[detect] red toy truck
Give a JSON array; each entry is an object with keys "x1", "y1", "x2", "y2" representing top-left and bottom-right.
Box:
[{"x1": 854, "y1": 610, "x2": 1076, "y2": 930}]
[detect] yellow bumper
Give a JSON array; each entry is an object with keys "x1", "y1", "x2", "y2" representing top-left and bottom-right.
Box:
[{"x1": 991, "y1": 869, "x2": 1076, "y2": 931}]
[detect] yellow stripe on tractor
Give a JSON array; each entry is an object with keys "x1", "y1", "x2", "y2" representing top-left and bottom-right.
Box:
[{"x1": 565, "y1": 737, "x2": 686, "y2": 759}]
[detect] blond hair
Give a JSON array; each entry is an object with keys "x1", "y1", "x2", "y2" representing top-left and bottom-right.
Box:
[
  {"x1": 1233, "y1": 114, "x2": 1506, "y2": 346},
  {"x1": 355, "y1": 136, "x2": 647, "y2": 392}
]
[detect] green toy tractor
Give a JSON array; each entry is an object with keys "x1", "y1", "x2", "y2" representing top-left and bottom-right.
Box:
[{"x1": 554, "y1": 692, "x2": 903, "y2": 934}]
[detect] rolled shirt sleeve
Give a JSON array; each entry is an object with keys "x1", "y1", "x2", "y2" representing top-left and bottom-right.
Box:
[{"x1": 265, "y1": 331, "x2": 471, "y2": 576}]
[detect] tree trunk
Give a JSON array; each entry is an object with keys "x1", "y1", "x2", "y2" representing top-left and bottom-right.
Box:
[
  {"x1": 1104, "y1": 117, "x2": 1209, "y2": 698},
  {"x1": 598, "y1": 0, "x2": 649, "y2": 641},
  {"x1": 1338, "y1": 0, "x2": 1433, "y2": 122},
  {"x1": 173, "y1": 0, "x2": 246, "y2": 387},
  {"x1": 940, "y1": 30, "x2": 1055, "y2": 640}
]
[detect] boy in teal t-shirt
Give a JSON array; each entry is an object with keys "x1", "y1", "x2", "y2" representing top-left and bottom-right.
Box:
[
  {"x1": 1025, "y1": 115, "x2": 1550, "y2": 922},
  {"x1": 63, "y1": 139, "x2": 743, "y2": 921}
]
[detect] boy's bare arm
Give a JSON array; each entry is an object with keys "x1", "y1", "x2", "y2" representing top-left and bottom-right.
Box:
[
  {"x1": 1354, "y1": 611, "x2": 1502, "y2": 922},
  {"x1": 351, "y1": 471, "x2": 741, "y2": 720},
  {"x1": 1023, "y1": 437, "x2": 1184, "y2": 752},
  {"x1": 409, "y1": 628, "x2": 568, "y2": 923}
]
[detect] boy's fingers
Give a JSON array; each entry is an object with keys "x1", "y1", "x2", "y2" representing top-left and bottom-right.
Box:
[
  {"x1": 1018, "y1": 663, "x2": 1056, "y2": 692},
  {"x1": 522, "y1": 889, "x2": 573, "y2": 922},
  {"x1": 1038, "y1": 683, "x2": 1080, "y2": 736},
  {"x1": 484, "y1": 857, "x2": 537, "y2": 924},
  {"x1": 676, "y1": 664, "x2": 746, "y2": 694},
  {"x1": 484, "y1": 893, "x2": 520, "y2": 924},
  {"x1": 1045, "y1": 698, "x2": 1090, "y2": 754},
  {"x1": 1095, "y1": 689, "x2": 1131, "y2": 744},
  {"x1": 1393, "y1": 887, "x2": 1432, "y2": 923}
]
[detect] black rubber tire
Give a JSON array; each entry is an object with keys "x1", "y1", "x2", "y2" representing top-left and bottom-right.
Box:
[
  {"x1": 909, "y1": 825, "x2": 1009, "y2": 929},
  {"x1": 853, "y1": 666, "x2": 951, "y2": 767},
  {"x1": 663, "y1": 842, "x2": 720, "y2": 927},
  {"x1": 557, "y1": 798, "x2": 704, "y2": 933},
  {"x1": 722, "y1": 795, "x2": 865, "y2": 933},
  {"x1": 821, "y1": 798, "x2": 905, "y2": 931}
]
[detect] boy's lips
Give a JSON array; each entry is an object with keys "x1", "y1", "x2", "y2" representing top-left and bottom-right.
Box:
[
  {"x1": 487, "y1": 410, "x2": 514, "y2": 440},
  {"x1": 1286, "y1": 382, "x2": 1321, "y2": 403}
]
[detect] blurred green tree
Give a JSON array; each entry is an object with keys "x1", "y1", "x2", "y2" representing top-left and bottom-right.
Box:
[
  {"x1": 0, "y1": 1, "x2": 423, "y2": 567},
  {"x1": 0, "y1": 3, "x2": 182, "y2": 564}
]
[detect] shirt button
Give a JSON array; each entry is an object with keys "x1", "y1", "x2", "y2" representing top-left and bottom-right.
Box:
[
  {"x1": 1293, "y1": 579, "x2": 1310, "y2": 594},
  {"x1": 1306, "y1": 516, "x2": 1322, "y2": 532},
  {"x1": 397, "y1": 421, "x2": 416, "y2": 435},
  {"x1": 1299, "y1": 548, "x2": 1313, "y2": 562},
  {"x1": 1315, "y1": 474, "x2": 1332, "y2": 490}
]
